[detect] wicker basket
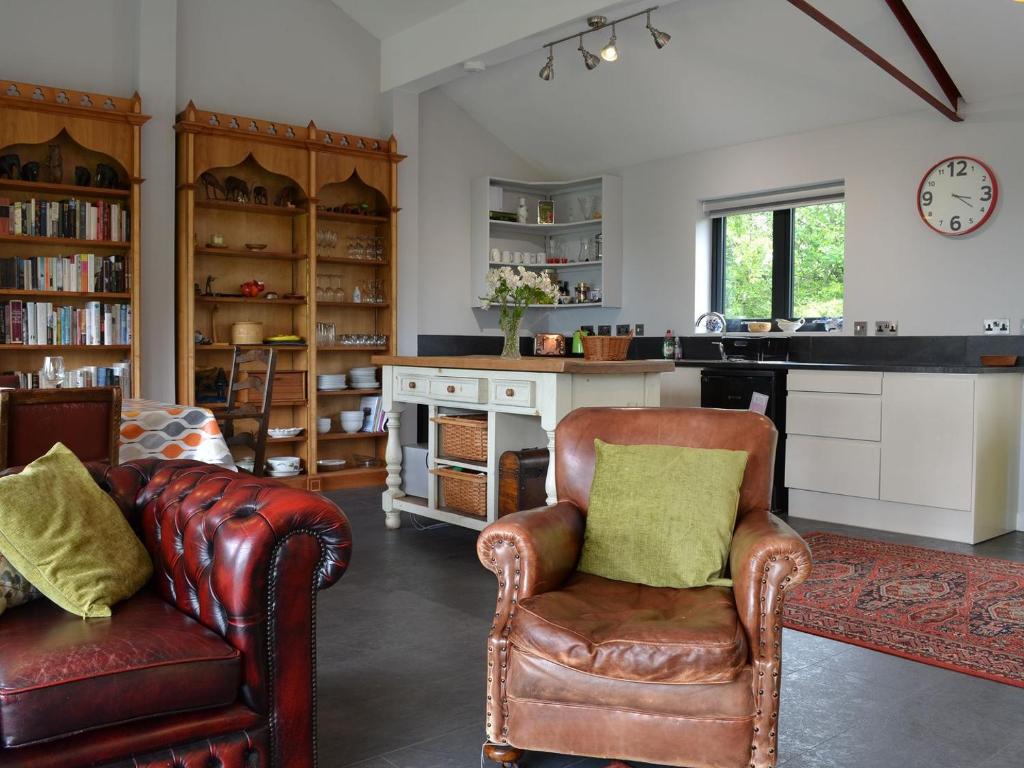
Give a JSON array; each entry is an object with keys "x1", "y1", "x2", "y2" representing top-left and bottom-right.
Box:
[
  {"x1": 434, "y1": 413, "x2": 488, "y2": 462},
  {"x1": 582, "y1": 333, "x2": 633, "y2": 361},
  {"x1": 433, "y1": 467, "x2": 487, "y2": 517},
  {"x1": 231, "y1": 321, "x2": 264, "y2": 345}
]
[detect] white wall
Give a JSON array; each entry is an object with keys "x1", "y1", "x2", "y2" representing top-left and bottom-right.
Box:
[
  {"x1": 415, "y1": 93, "x2": 1024, "y2": 339},
  {"x1": 416, "y1": 89, "x2": 547, "y2": 336}
]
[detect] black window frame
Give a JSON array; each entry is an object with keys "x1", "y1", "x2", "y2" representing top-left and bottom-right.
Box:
[{"x1": 710, "y1": 203, "x2": 843, "y2": 326}]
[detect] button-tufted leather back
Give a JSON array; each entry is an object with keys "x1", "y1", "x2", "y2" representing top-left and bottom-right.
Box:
[{"x1": 554, "y1": 407, "x2": 776, "y2": 519}]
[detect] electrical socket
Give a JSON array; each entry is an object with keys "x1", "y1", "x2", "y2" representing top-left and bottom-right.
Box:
[
  {"x1": 875, "y1": 320, "x2": 898, "y2": 335},
  {"x1": 854, "y1": 321, "x2": 868, "y2": 337},
  {"x1": 616, "y1": 324, "x2": 630, "y2": 336},
  {"x1": 634, "y1": 323, "x2": 645, "y2": 337},
  {"x1": 984, "y1": 318, "x2": 1010, "y2": 335}
]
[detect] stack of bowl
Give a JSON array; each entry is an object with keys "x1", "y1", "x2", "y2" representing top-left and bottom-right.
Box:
[{"x1": 340, "y1": 409, "x2": 364, "y2": 433}]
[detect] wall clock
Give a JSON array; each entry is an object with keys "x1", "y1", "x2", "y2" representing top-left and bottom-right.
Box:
[{"x1": 918, "y1": 155, "x2": 998, "y2": 236}]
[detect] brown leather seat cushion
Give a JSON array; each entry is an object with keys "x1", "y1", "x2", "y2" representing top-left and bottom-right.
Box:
[
  {"x1": 511, "y1": 572, "x2": 748, "y2": 684},
  {"x1": 0, "y1": 592, "x2": 240, "y2": 747}
]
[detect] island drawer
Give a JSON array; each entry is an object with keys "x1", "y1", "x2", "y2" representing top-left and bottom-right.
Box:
[
  {"x1": 492, "y1": 379, "x2": 535, "y2": 408},
  {"x1": 428, "y1": 375, "x2": 488, "y2": 403}
]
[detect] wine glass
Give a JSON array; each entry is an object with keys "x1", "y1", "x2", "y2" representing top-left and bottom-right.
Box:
[{"x1": 42, "y1": 356, "x2": 65, "y2": 388}]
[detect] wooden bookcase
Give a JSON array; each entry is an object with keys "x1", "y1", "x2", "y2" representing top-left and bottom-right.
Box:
[
  {"x1": 174, "y1": 102, "x2": 401, "y2": 491},
  {"x1": 0, "y1": 80, "x2": 148, "y2": 394}
]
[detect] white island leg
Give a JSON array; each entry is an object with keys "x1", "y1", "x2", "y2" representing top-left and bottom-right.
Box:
[
  {"x1": 544, "y1": 428, "x2": 557, "y2": 506},
  {"x1": 382, "y1": 398, "x2": 405, "y2": 529}
]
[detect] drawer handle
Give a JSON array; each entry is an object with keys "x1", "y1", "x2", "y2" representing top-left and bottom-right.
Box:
[
  {"x1": 408, "y1": 381, "x2": 416, "y2": 389},
  {"x1": 505, "y1": 388, "x2": 515, "y2": 397},
  {"x1": 446, "y1": 385, "x2": 456, "y2": 394}
]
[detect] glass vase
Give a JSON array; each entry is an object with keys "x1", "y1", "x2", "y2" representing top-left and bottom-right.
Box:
[{"x1": 499, "y1": 306, "x2": 523, "y2": 360}]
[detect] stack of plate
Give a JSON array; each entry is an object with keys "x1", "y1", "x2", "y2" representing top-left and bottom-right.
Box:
[
  {"x1": 317, "y1": 373, "x2": 347, "y2": 391},
  {"x1": 349, "y1": 366, "x2": 379, "y2": 389}
]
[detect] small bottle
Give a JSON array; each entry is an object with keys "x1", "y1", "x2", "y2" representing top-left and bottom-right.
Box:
[
  {"x1": 663, "y1": 329, "x2": 675, "y2": 359},
  {"x1": 674, "y1": 335, "x2": 683, "y2": 360},
  {"x1": 517, "y1": 197, "x2": 528, "y2": 224}
]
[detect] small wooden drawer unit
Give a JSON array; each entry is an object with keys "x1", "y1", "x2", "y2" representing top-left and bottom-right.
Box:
[
  {"x1": 492, "y1": 379, "x2": 535, "y2": 408},
  {"x1": 238, "y1": 370, "x2": 306, "y2": 404},
  {"x1": 428, "y1": 376, "x2": 488, "y2": 404}
]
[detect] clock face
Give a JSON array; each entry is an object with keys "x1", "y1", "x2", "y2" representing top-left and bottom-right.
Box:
[{"x1": 918, "y1": 156, "x2": 998, "y2": 236}]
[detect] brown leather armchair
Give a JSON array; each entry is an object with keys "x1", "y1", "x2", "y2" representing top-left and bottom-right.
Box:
[{"x1": 478, "y1": 407, "x2": 812, "y2": 768}]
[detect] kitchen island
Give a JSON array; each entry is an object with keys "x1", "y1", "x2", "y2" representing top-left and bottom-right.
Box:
[{"x1": 372, "y1": 355, "x2": 673, "y2": 530}]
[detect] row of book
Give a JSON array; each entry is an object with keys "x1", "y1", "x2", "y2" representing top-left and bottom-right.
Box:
[
  {"x1": 0, "y1": 198, "x2": 130, "y2": 242},
  {"x1": 0, "y1": 254, "x2": 128, "y2": 293},
  {"x1": 1, "y1": 362, "x2": 132, "y2": 397},
  {"x1": 0, "y1": 300, "x2": 132, "y2": 346},
  {"x1": 360, "y1": 395, "x2": 386, "y2": 433}
]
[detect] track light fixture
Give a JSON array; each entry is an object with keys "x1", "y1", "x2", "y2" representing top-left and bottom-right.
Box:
[
  {"x1": 539, "y1": 6, "x2": 669, "y2": 81},
  {"x1": 600, "y1": 24, "x2": 619, "y2": 62},
  {"x1": 539, "y1": 45, "x2": 554, "y2": 81},
  {"x1": 578, "y1": 35, "x2": 600, "y2": 70},
  {"x1": 646, "y1": 10, "x2": 671, "y2": 49}
]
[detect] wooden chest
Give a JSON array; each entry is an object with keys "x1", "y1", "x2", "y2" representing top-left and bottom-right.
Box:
[
  {"x1": 498, "y1": 448, "x2": 549, "y2": 517},
  {"x1": 238, "y1": 370, "x2": 306, "y2": 405}
]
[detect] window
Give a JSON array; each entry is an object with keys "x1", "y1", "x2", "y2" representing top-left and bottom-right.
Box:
[{"x1": 710, "y1": 200, "x2": 845, "y2": 323}]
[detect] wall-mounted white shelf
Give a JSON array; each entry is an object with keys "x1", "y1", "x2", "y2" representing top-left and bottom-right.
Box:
[{"x1": 471, "y1": 174, "x2": 622, "y2": 309}]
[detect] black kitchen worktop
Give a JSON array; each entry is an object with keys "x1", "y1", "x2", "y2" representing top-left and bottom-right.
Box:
[{"x1": 674, "y1": 359, "x2": 1022, "y2": 374}]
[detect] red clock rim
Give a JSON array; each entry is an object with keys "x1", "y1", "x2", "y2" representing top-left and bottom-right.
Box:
[{"x1": 917, "y1": 155, "x2": 998, "y2": 237}]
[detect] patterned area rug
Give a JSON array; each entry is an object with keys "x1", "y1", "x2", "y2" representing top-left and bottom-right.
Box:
[{"x1": 784, "y1": 533, "x2": 1024, "y2": 687}]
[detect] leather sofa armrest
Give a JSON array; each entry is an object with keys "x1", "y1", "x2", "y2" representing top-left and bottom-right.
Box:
[
  {"x1": 477, "y1": 501, "x2": 585, "y2": 600},
  {"x1": 730, "y1": 511, "x2": 812, "y2": 658},
  {"x1": 127, "y1": 459, "x2": 352, "y2": 768}
]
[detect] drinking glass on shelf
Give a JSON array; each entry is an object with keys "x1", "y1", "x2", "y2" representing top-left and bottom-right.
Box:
[
  {"x1": 315, "y1": 275, "x2": 328, "y2": 301},
  {"x1": 41, "y1": 356, "x2": 65, "y2": 388},
  {"x1": 329, "y1": 276, "x2": 344, "y2": 302}
]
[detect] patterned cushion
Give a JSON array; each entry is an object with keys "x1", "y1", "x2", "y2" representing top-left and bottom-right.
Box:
[{"x1": 0, "y1": 553, "x2": 40, "y2": 617}]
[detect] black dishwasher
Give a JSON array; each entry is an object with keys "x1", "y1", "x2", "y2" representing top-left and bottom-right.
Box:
[{"x1": 700, "y1": 367, "x2": 788, "y2": 514}]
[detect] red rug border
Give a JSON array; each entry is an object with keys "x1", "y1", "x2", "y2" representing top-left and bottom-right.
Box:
[{"x1": 783, "y1": 531, "x2": 1024, "y2": 689}]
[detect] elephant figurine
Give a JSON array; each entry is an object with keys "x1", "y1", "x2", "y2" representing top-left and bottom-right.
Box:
[
  {"x1": 74, "y1": 166, "x2": 92, "y2": 187},
  {"x1": 253, "y1": 185, "x2": 268, "y2": 205},
  {"x1": 275, "y1": 184, "x2": 299, "y2": 207},
  {"x1": 199, "y1": 171, "x2": 226, "y2": 200},
  {"x1": 224, "y1": 176, "x2": 250, "y2": 203},
  {"x1": 47, "y1": 144, "x2": 63, "y2": 184},
  {"x1": 20, "y1": 161, "x2": 40, "y2": 182},
  {"x1": 94, "y1": 163, "x2": 118, "y2": 188},
  {"x1": 0, "y1": 154, "x2": 20, "y2": 179}
]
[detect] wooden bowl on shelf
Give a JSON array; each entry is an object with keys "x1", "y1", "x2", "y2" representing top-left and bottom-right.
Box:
[{"x1": 980, "y1": 355, "x2": 1018, "y2": 367}]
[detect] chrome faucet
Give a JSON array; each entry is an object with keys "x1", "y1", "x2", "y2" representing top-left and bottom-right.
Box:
[{"x1": 695, "y1": 312, "x2": 727, "y2": 334}]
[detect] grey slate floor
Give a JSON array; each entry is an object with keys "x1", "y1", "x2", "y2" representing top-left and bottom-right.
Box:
[{"x1": 317, "y1": 487, "x2": 1024, "y2": 768}]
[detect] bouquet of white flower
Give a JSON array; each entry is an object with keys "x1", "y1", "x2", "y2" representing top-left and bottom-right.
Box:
[{"x1": 480, "y1": 266, "x2": 560, "y2": 358}]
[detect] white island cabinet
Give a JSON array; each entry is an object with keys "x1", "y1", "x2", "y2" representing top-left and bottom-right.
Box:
[
  {"x1": 373, "y1": 355, "x2": 671, "y2": 530},
  {"x1": 785, "y1": 369, "x2": 1022, "y2": 543}
]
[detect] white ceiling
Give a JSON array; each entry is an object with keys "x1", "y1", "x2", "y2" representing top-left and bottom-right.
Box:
[
  {"x1": 429, "y1": 0, "x2": 1024, "y2": 176},
  {"x1": 331, "y1": 0, "x2": 466, "y2": 39}
]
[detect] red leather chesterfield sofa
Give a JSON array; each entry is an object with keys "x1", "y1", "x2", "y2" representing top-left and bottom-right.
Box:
[{"x1": 0, "y1": 459, "x2": 352, "y2": 768}]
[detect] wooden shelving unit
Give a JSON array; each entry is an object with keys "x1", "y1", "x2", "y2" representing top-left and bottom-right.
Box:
[
  {"x1": 0, "y1": 79, "x2": 148, "y2": 393},
  {"x1": 176, "y1": 102, "x2": 402, "y2": 491}
]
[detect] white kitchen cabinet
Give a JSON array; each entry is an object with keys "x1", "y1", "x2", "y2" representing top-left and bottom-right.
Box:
[
  {"x1": 879, "y1": 374, "x2": 975, "y2": 511},
  {"x1": 785, "y1": 370, "x2": 1022, "y2": 543}
]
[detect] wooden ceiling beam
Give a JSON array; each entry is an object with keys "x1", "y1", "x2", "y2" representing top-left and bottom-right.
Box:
[
  {"x1": 884, "y1": 0, "x2": 962, "y2": 110},
  {"x1": 786, "y1": 0, "x2": 963, "y2": 122}
]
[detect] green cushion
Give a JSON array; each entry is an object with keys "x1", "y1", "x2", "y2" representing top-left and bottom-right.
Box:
[
  {"x1": 0, "y1": 552, "x2": 40, "y2": 618},
  {"x1": 578, "y1": 439, "x2": 748, "y2": 589},
  {"x1": 0, "y1": 443, "x2": 152, "y2": 618}
]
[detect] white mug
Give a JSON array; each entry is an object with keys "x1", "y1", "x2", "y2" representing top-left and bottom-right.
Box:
[
  {"x1": 501, "y1": 250, "x2": 512, "y2": 263},
  {"x1": 490, "y1": 248, "x2": 501, "y2": 263},
  {"x1": 513, "y1": 251, "x2": 524, "y2": 264}
]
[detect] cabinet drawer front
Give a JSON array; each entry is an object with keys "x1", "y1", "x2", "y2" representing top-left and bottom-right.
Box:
[
  {"x1": 787, "y1": 392, "x2": 881, "y2": 441},
  {"x1": 397, "y1": 374, "x2": 430, "y2": 397},
  {"x1": 788, "y1": 370, "x2": 882, "y2": 395},
  {"x1": 785, "y1": 435, "x2": 880, "y2": 498},
  {"x1": 428, "y1": 376, "x2": 487, "y2": 403},
  {"x1": 492, "y1": 379, "x2": 535, "y2": 408}
]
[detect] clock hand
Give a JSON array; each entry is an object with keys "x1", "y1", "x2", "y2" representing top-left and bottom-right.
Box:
[{"x1": 951, "y1": 194, "x2": 974, "y2": 207}]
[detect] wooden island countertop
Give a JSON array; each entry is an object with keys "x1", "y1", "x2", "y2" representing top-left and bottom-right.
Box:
[{"x1": 371, "y1": 355, "x2": 674, "y2": 375}]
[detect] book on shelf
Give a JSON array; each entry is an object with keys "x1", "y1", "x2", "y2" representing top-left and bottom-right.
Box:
[
  {"x1": 3, "y1": 198, "x2": 130, "y2": 242},
  {"x1": 0, "y1": 361, "x2": 131, "y2": 396},
  {"x1": 0, "y1": 253, "x2": 127, "y2": 293},
  {"x1": 0, "y1": 198, "x2": 9, "y2": 235},
  {"x1": 0, "y1": 299, "x2": 131, "y2": 345},
  {"x1": 359, "y1": 394, "x2": 384, "y2": 433}
]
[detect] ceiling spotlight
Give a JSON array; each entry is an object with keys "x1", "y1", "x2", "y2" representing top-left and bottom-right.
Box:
[
  {"x1": 578, "y1": 35, "x2": 600, "y2": 70},
  {"x1": 600, "y1": 24, "x2": 619, "y2": 62},
  {"x1": 539, "y1": 46, "x2": 554, "y2": 81},
  {"x1": 646, "y1": 11, "x2": 671, "y2": 49}
]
